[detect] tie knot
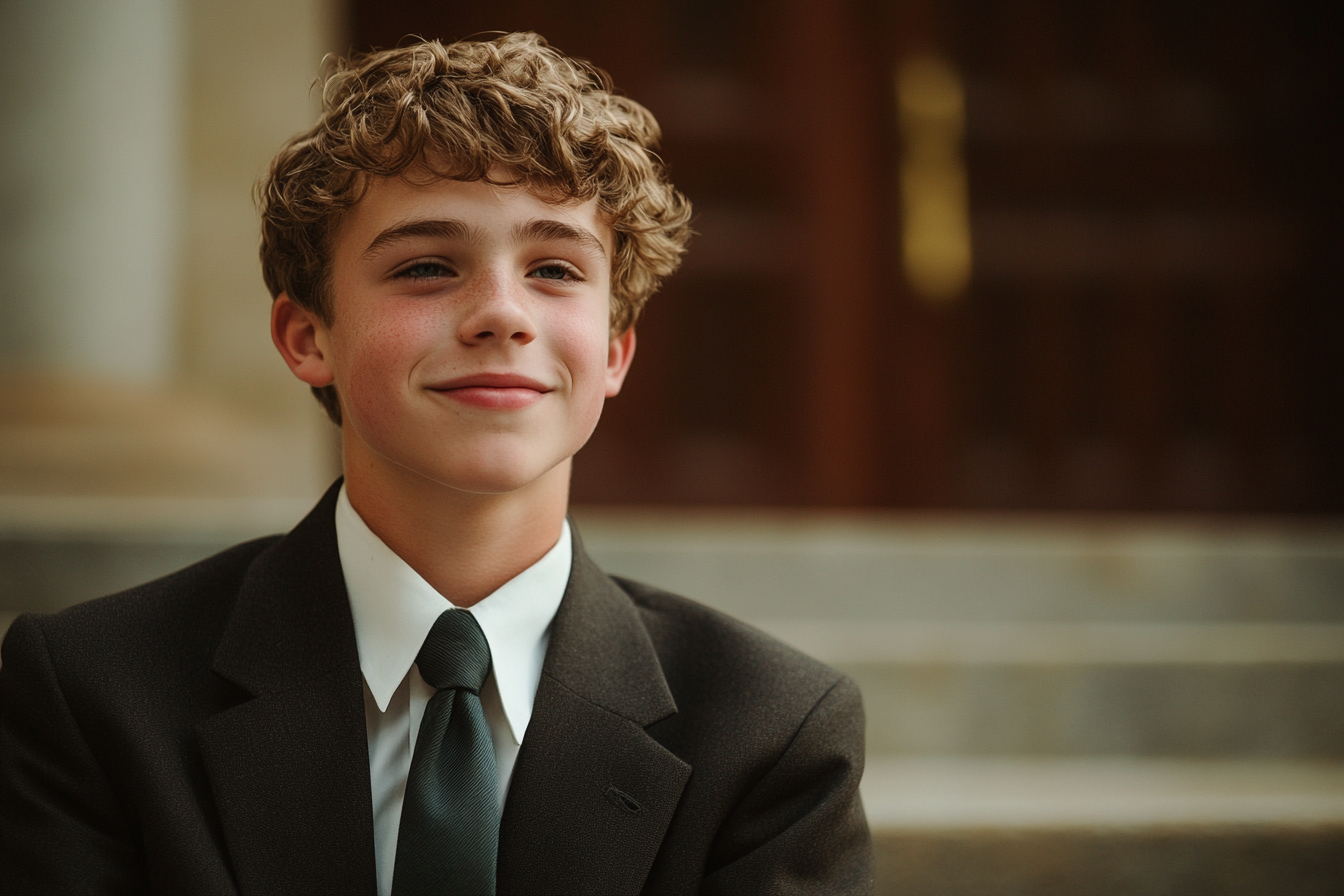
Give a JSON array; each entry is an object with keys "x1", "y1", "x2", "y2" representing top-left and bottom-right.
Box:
[{"x1": 416, "y1": 609, "x2": 491, "y2": 694}]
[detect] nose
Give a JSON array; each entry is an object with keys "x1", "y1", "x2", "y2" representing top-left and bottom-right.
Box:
[{"x1": 456, "y1": 269, "x2": 536, "y2": 347}]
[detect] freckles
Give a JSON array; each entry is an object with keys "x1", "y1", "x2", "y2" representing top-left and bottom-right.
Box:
[
  {"x1": 338, "y1": 303, "x2": 443, "y2": 427},
  {"x1": 342, "y1": 363, "x2": 398, "y2": 431},
  {"x1": 353, "y1": 303, "x2": 443, "y2": 371}
]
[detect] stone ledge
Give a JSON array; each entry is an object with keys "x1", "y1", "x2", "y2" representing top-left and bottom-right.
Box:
[
  {"x1": 0, "y1": 372, "x2": 334, "y2": 501},
  {"x1": 576, "y1": 510, "x2": 1344, "y2": 622},
  {"x1": 850, "y1": 667, "x2": 1344, "y2": 757},
  {"x1": 872, "y1": 824, "x2": 1344, "y2": 896},
  {"x1": 866, "y1": 759, "x2": 1344, "y2": 896},
  {"x1": 0, "y1": 494, "x2": 315, "y2": 541},
  {"x1": 756, "y1": 620, "x2": 1344, "y2": 664},
  {"x1": 862, "y1": 758, "x2": 1344, "y2": 828}
]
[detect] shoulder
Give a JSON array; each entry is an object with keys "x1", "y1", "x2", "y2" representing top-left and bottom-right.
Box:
[
  {"x1": 2, "y1": 536, "x2": 279, "y2": 689},
  {"x1": 605, "y1": 575, "x2": 872, "y2": 887},
  {"x1": 616, "y1": 575, "x2": 843, "y2": 692},
  {"x1": 611, "y1": 574, "x2": 861, "y2": 747}
]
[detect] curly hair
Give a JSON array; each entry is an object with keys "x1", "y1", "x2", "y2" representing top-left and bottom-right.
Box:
[{"x1": 258, "y1": 32, "x2": 692, "y2": 423}]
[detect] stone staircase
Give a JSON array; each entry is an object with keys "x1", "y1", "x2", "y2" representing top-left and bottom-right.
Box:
[
  {"x1": 3, "y1": 502, "x2": 1342, "y2": 893},
  {"x1": 575, "y1": 511, "x2": 1344, "y2": 895}
]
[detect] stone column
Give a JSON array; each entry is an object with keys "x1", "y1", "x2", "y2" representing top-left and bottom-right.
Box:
[{"x1": 0, "y1": 0, "x2": 182, "y2": 380}]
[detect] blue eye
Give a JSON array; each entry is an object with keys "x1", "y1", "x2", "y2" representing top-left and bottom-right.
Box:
[
  {"x1": 399, "y1": 261, "x2": 451, "y2": 280},
  {"x1": 532, "y1": 264, "x2": 574, "y2": 281}
]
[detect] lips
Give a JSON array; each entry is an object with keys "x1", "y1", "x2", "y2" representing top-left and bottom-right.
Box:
[{"x1": 427, "y1": 373, "x2": 551, "y2": 410}]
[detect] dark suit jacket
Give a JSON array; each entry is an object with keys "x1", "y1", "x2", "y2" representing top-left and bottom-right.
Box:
[{"x1": 0, "y1": 485, "x2": 873, "y2": 894}]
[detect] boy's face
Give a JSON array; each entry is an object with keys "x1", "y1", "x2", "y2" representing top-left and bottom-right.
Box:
[{"x1": 285, "y1": 173, "x2": 634, "y2": 498}]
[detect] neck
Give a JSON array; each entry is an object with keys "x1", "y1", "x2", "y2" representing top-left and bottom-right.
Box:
[{"x1": 343, "y1": 456, "x2": 571, "y2": 609}]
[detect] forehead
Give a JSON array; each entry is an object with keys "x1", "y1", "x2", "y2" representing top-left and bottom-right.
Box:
[{"x1": 332, "y1": 173, "x2": 613, "y2": 259}]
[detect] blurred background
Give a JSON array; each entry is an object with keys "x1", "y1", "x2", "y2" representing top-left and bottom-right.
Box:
[{"x1": 1, "y1": 0, "x2": 1341, "y2": 892}]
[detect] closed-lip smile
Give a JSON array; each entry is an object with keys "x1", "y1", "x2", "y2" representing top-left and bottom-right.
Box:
[{"x1": 427, "y1": 373, "x2": 552, "y2": 410}]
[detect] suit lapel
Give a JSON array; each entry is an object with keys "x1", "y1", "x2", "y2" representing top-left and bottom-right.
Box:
[
  {"x1": 497, "y1": 528, "x2": 690, "y2": 895},
  {"x1": 197, "y1": 484, "x2": 378, "y2": 896}
]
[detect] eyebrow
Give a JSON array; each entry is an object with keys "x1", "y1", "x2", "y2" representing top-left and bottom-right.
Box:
[
  {"x1": 513, "y1": 219, "x2": 608, "y2": 261},
  {"x1": 362, "y1": 218, "x2": 475, "y2": 258},
  {"x1": 361, "y1": 217, "x2": 608, "y2": 262}
]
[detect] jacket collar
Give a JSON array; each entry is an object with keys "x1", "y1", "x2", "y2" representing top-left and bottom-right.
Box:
[
  {"x1": 198, "y1": 481, "x2": 378, "y2": 895},
  {"x1": 211, "y1": 481, "x2": 355, "y2": 694},
  {"x1": 536, "y1": 522, "x2": 677, "y2": 726},
  {"x1": 497, "y1": 524, "x2": 690, "y2": 894}
]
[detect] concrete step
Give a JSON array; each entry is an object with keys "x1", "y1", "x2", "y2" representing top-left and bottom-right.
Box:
[
  {"x1": 862, "y1": 757, "x2": 1344, "y2": 828},
  {"x1": 864, "y1": 757, "x2": 1344, "y2": 895},
  {"x1": 0, "y1": 494, "x2": 307, "y2": 614},
  {"x1": 755, "y1": 620, "x2": 1344, "y2": 758},
  {"x1": 576, "y1": 510, "x2": 1344, "y2": 623},
  {"x1": 0, "y1": 375, "x2": 333, "y2": 500},
  {"x1": 872, "y1": 824, "x2": 1344, "y2": 895}
]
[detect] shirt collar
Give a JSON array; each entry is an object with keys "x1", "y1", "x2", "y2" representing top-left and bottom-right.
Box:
[{"x1": 335, "y1": 484, "x2": 570, "y2": 743}]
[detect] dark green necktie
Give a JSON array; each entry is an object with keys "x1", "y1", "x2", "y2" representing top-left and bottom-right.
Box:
[{"x1": 391, "y1": 609, "x2": 499, "y2": 896}]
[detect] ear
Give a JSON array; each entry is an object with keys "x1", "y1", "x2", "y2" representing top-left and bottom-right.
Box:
[
  {"x1": 604, "y1": 327, "x2": 637, "y2": 397},
  {"x1": 271, "y1": 293, "x2": 336, "y2": 388}
]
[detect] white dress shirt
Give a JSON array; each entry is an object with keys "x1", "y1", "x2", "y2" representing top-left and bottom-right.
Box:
[{"x1": 334, "y1": 486, "x2": 570, "y2": 896}]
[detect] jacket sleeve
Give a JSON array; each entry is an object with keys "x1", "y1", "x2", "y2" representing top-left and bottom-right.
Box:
[
  {"x1": 0, "y1": 614, "x2": 148, "y2": 895},
  {"x1": 700, "y1": 675, "x2": 875, "y2": 895}
]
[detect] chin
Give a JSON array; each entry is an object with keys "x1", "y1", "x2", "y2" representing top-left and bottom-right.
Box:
[
  {"x1": 425, "y1": 449, "x2": 569, "y2": 497},
  {"x1": 439, "y1": 470, "x2": 548, "y2": 496}
]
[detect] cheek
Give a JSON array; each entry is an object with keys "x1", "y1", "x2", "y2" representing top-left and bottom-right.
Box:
[
  {"x1": 554, "y1": 319, "x2": 615, "y2": 441},
  {"x1": 334, "y1": 305, "x2": 440, "y2": 422},
  {"x1": 548, "y1": 304, "x2": 614, "y2": 381}
]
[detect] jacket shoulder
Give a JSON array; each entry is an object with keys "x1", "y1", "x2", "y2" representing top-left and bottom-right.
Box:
[
  {"x1": 611, "y1": 575, "x2": 852, "y2": 731},
  {"x1": 608, "y1": 576, "x2": 872, "y2": 890},
  {"x1": 10, "y1": 536, "x2": 279, "y2": 680}
]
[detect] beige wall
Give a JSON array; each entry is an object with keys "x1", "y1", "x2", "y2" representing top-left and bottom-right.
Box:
[{"x1": 180, "y1": 0, "x2": 338, "y2": 413}]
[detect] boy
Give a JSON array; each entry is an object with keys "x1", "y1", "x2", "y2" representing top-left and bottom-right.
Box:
[{"x1": 0, "y1": 33, "x2": 872, "y2": 894}]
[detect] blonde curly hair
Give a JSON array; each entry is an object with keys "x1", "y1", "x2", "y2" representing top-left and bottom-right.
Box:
[{"x1": 259, "y1": 32, "x2": 692, "y2": 423}]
